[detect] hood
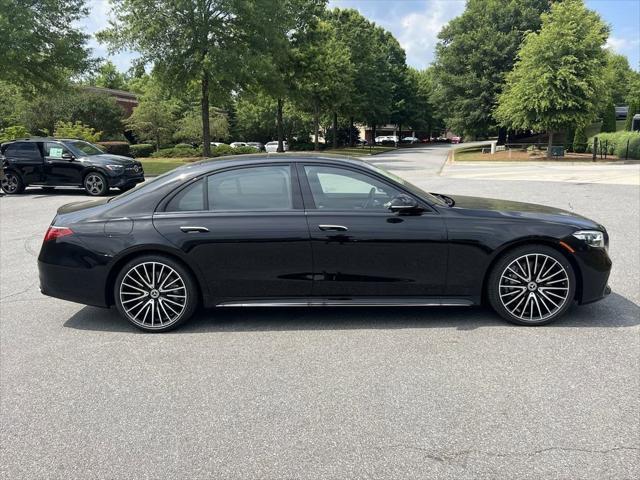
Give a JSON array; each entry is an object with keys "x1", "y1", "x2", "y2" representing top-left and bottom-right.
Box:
[
  {"x1": 445, "y1": 194, "x2": 603, "y2": 230},
  {"x1": 82, "y1": 154, "x2": 138, "y2": 166}
]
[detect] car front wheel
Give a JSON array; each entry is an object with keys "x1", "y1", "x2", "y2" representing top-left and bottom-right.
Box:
[
  {"x1": 114, "y1": 255, "x2": 199, "y2": 332},
  {"x1": 488, "y1": 245, "x2": 575, "y2": 325},
  {"x1": 84, "y1": 172, "x2": 108, "y2": 196}
]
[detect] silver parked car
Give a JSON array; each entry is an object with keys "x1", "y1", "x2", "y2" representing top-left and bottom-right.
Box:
[{"x1": 265, "y1": 140, "x2": 289, "y2": 153}]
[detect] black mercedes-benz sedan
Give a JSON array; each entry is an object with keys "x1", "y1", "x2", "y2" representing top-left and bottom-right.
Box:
[{"x1": 38, "y1": 154, "x2": 612, "y2": 332}]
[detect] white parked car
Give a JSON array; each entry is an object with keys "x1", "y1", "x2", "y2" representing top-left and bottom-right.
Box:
[
  {"x1": 375, "y1": 135, "x2": 399, "y2": 144},
  {"x1": 210, "y1": 142, "x2": 227, "y2": 148},
  {"x1": 265, "y1": 140, "x2": 289, "y2": 153},
  {"x1": 230, "y1": 142, "x2": 249, "y2": 148},
  {"x1": 402, "y1": 136, "x2": 419, "y2": 144}
]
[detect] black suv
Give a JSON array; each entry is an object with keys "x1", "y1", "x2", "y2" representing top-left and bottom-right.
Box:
[{"x1": 0, "y1": 138, "x2": 144, "y2": 196}]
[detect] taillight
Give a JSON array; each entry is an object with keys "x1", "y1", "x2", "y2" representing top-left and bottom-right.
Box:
[{"x1": 43, "y1": 226, "x2": 74, "y2": 243}]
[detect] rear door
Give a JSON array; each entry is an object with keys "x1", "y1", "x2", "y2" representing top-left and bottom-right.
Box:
[
  {"x1": 152, "y1": 164, "x2": 313, "y2": 302},
  {"x1": 4, "y1": 142, "x2": 43, "y2": 184},
  {"x1": 43, "y1": 141, "x2": 84, "y2": 185}
]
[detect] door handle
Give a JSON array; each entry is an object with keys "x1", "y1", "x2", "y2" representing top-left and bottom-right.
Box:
[
  {"x1": 318, "y1": 225, "x2": 348, "y2": 232},
  {"x1": 180, "y1": 226, "x2": 209, "y2": 233}
]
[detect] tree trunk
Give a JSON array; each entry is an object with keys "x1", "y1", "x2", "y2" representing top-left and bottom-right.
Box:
[
  {"x1": 276, "y1": 98, "x2": 284, "y2": 153},
  {"x1": 497, "y1": 127, "x2": 507, "y2": 145},
  {"x1": 349, "y1": 116, "x2": 354, "y2": 147},
  {"x1": 332, "y1": 111, "x2": 338, "y2": 149},
  {"x1": 398, "y1": 123, "x2": 402, "y2": 145},
  {"x1": 547, "y1": 130, "x2": 553, "y2": 159},
  {"x1": 201, "y1": 72, "x2": 211, "y2": 157},
  {"x1": 314, "y1": 100, "x2": 320, "y2": 151},
  {"x1": 372, "y1": 123, "x2": 376, "y2": 144}
]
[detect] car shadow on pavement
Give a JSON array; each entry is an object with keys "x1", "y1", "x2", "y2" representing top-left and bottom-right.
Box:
[{"x1": 64, "y1": 292, "x2": 639, "y2": 334}]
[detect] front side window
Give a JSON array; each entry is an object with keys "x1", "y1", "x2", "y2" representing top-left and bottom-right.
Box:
[
  {"x1": 207, "y1": 166, "x2": 292, "y2": 211},
  {"x1": 304, "y1": 165, "x2": 402, "y2": 210},
  {"x1": 44, "y1": 142, "x2": 68, "y2": 159}
]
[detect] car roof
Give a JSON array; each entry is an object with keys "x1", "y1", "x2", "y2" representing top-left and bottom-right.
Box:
[
  {"x1": 174, "y1": 153, "x2": 376, "y2": 176},
  {"x1": 1, "y1": 137, "x2": 86, "y2": 144}
]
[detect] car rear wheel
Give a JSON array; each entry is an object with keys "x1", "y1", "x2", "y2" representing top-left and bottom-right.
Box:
[
  {"x1": 1, "y1": 172, "x2": 25, "y2": 194},
  {"x1": 84, "y1": 172, "x2": 108, "y2": 196},
  {"x1": 488, "y1": 245, "x2": 575, "y2": 325},
  {"x1": 114, "y1": 255, "x2": 198, "y2": 332}
]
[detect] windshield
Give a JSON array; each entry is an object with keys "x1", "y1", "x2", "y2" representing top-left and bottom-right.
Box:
[
  {"x1": 65, "y1": 140, "x2": 104, "y2": 156},
  {"x1": 368, "y1": 164, "x2": 448, "y2": 207}
]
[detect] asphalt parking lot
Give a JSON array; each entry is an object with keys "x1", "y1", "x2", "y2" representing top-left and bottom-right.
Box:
[{"x1": 1, "y1": 148, "x2": 639, "y2": 479}]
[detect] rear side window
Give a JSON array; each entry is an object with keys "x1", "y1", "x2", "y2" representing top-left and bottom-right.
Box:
[
  {"x1": 207, "y1": 166, "x2": 292, "y2": 211},
  {"x1": 165, "y1": 179, "x2": 204, "y2": 212},
  {"x1": 4, "y1": 142, "x2": 41, "y2": 161}
]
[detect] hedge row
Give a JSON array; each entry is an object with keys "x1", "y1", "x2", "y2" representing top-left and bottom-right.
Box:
[
  {"x1": 96, "y1": 141, "x2": 130, "y2": 156},
  {"x1": 587, "y1": 131, "x2": 640, "y2": 159},
  {"x1": 130, "y1": 144, "x2": 154, "y2": 158}
]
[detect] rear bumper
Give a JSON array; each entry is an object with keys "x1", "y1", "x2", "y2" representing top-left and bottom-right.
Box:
[{"x1": 38, "y1": 260, "x2": 109, "y2": 308}]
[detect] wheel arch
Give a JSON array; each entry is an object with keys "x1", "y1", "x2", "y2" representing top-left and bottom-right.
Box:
[
  {"x1": 104, "y1": 247, "x2": 207, "y2": 307},
  {"x1": 480, "y1": 237, "x2": 583, "y2": 305}
]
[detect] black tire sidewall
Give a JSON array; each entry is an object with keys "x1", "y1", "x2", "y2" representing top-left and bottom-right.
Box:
[
  {"x1": 488, "y1": 244, "x2": 576, "y2": 326},
  {"x1": 114, "y1": 254, "x2": 199, "y2": 332},
  {"x1": 1, "y1": 172, "x2": 25, "y2": 194},
  {"x1": 84, "y1": 171, "x2": 108, "y2": 196}
]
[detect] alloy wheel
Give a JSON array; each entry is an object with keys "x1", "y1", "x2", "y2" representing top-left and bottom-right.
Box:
[
  {"x1": 1, "y1": 174, "x2": 19, "y2": 193},
  {"x1": 119, "y1": 261, "x2": 188, "y2": 329},
  {"x1": 85, "y1": 174, "x2": 105, "y2": 195},
  {"x1": 498, "y1": 253, "x2": 570, "y2": 322}
]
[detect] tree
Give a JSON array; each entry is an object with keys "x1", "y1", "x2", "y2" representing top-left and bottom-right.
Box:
[
  {"x1": 174, "y1": 107, "x2": 229, "y2": 144},
  {"x1": 99, "y1": 0, "x2": 273, "y2": 156},
  {"x1": 433, "y1": 0, "x2": 550, "y2": 138},
  {"x1": 495, "y1": 0, "x2": 609, "y2": 158},
  {"x1": 600, "y1": 103, "x2": 617, "y2": 133},
  {"x1": 125, "y1": 98, "x2": 177, "y2": 150},
  {"x1": 0, "y1": 0, "x2": 92, "y2": 91},
  {"x1": 603, "y1": 52, "x2": 634, "y2": 106},
  {"x1": 625, "y1": 99, "x2": 639, "y2": 131},
  {"x1": 54, "y1": 121, "x2": 101, "y2": 142},
  {"x1": 91, "y1": 61, "x2": 128, "y2": 90},
  {"x1": 292, "y1": 19, "x2": 352, "y2": 150}
]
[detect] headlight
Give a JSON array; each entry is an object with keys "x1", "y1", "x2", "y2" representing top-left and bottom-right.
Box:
[
  {"x1": 105, "y1": 164, "x2": 124, "y2": 174},
  {"x1": 572, "y1": 230, "x2": 605, "y2": 248}
]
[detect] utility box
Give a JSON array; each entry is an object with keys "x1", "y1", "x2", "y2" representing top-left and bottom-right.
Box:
[{"x1": 551, "y1": 146, "x2": 564, "y2": 157}]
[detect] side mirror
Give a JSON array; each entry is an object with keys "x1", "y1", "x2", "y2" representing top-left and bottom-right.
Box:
[
  {"x1": 61, "y1": 152, "x2": 74, "y2": 161},
  {"x1": 387, "y1": 194, "x2": 424, "y2": 214}
]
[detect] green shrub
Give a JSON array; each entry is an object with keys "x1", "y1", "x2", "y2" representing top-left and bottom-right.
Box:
[
  {"x1": 573, "y1": 126, "x2": 588, "y2": 153},
  {"x1": 212, "y1": 144, "x2": 234, "y2": 156},
  {"x1": 175, "y1": 143, "x2": 193, "y2": 149},
  {"x1": 130, "y1": 144, "x2": 155, "y2": 158},
  {"x1": 97, "y1": 141, "x2": 131, "y2": 156},
  {"x1": 231, "y1": 146, "x2": 258, "y2": 155},
  {"x1": 290, "y1": 142, "x2": 315, "y2": 151},
  {"x1": 588, "y1": 131, "x2": 640, "y2": 159},
  {"x1": 0, "y1": 125, "x2": 30, "y2": 143},
  {"x1": 151, "y1": 146, "x2": 202, "y2": 158},
  {"x1": 54, "y1": 121, "x2": 101, "y2": 142},
  {"x1": 625, "y1": 99, "x2": 639, "y2": 131},
  {"x1": 600, "y1": 104, "x2": 616, "y2": 133}
]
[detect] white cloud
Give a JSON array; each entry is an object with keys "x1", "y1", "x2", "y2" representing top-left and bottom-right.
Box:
[
  {"x1": 395, "y1": 1, "x2": 465, "y2": 68},
  {"x1": 605, "y1": 35, "x2": 640, "y2": 54}
]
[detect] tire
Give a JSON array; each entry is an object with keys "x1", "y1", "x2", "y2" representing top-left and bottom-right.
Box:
[
  {"x1": 84, "y1": 172, "x2": 109, "y2": 196},
  {"x1": 1, "y1": 171, "x2": 25, "y2": 194},
  {"x1": 487, "y1": 244, "x2": 575, "y2": 326},
  {"x1": 114, "y1": 254, "x2": 199, "y2": 332}
]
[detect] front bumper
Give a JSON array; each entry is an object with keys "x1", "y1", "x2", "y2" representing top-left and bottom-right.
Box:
[
  {"x1": 108, "y1": 173, "x2": 145, "y2": 188},
  {"x1": 570, "y1": 245, "x2": 612, "y2": 305}
]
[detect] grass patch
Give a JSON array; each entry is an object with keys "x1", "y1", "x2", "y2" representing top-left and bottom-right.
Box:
[{"x1": 140, "y1": 157, "x2": 196, "y2": 175}]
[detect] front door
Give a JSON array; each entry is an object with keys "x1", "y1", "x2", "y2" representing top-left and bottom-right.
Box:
[
  {"x1": 152, "y1": 164, "x2": 313, "y2": 303},
  {"x1": 299, "y1": 164, "x2": 448, "y2": 297},
  {"x1": 43, "y1": 141, "x2": 84, "y2": 185}
]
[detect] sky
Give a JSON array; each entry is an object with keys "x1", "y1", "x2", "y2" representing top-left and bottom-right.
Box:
[{"x1": 83, "y1": 0, "x2": 640, "y2": 72}]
